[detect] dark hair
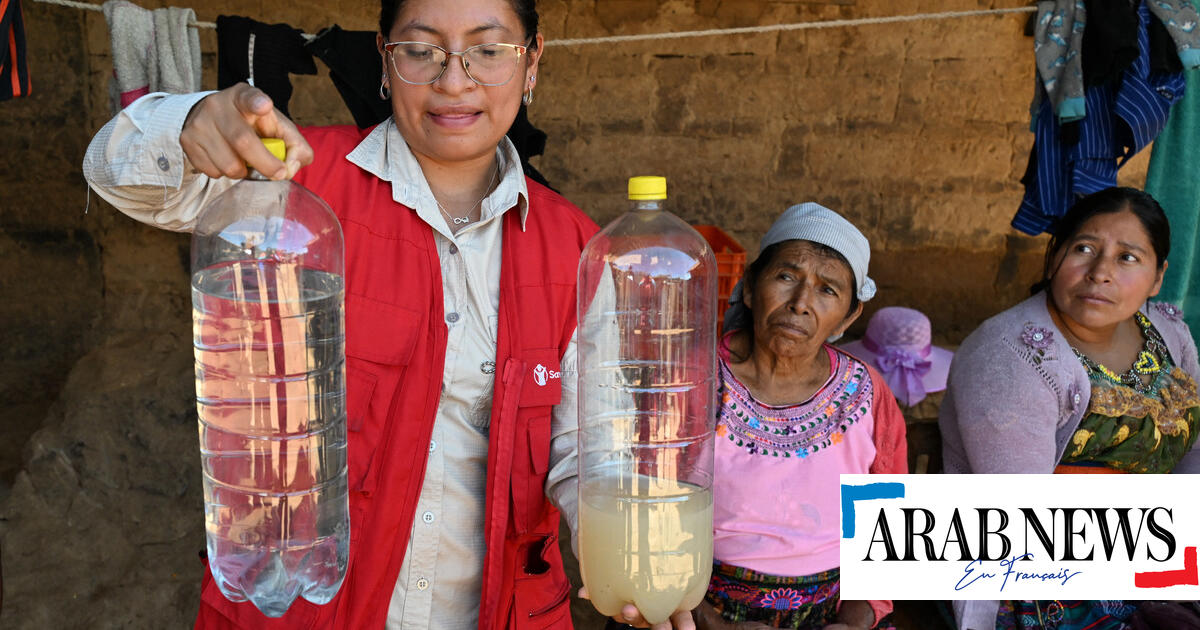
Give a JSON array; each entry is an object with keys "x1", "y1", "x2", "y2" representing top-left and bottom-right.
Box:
[
  {"x1": 1031, "y1": 187, "x2": 1170, "y2": 294},
  {"x1": 380, "y1": 0, "x2": 540, "y2": 50},
  {"x1": 726, "y1": 240, "x2": 860, "y2": 344}
]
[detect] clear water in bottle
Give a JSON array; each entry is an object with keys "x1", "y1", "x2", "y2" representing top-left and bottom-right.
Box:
[
  {"x1": 577, "y1": 176, "x2": 718, "y2": 624},
  {"x1": 190, "y1": 143, "x2": 349, "y2": 618},
  {"x1": 192, "y1": 261, "x2": 349, "y2": 617}
]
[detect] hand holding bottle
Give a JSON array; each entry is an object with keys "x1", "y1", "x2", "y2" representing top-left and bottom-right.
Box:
[
  {"x1": 181, "y1": 83, "x2": 313, "y2": 181},
  {"x1": 578, "y1": 586, "x2": 697, "y2": 630}
]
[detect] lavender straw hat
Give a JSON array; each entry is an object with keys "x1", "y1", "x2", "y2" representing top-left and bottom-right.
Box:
[{"x1": 840, "y1": 306, "x2": 954, "y2": 407}]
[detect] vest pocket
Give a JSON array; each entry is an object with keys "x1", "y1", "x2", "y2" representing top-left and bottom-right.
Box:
[
  {"x1": 343, "y1": 293, "x2": 420, "y2": 366},
  {"x1": 513, "y1": 534, "x2": 571, "y2": 629},
  {"x1": 343, "y1": 294, "x2": 422, "y2": 497},
  {"x1": 345, "y1": 369, "x2": 378, "y2": 494},
  {"x1": 511, "y1": 411, "x2": 552, "y2": 533}
]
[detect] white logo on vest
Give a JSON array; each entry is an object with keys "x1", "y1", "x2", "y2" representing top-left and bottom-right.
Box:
[{"x1": 532, "y1": 363, "x2": 560, "y2": 387}]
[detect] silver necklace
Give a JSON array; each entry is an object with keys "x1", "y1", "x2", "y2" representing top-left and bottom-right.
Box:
[{"x1": 433, "y1": 163, "x2": 499, "y2": 226}]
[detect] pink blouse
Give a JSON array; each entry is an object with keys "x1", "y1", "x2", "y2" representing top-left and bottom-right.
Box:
[{"x1": 712, "y1": 344, "x2": 907, "y2": 625}]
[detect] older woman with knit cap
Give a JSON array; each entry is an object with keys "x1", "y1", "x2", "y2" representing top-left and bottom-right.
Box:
[{"x1": 687, "y1": 203, "x2": 908, "y2": 630}]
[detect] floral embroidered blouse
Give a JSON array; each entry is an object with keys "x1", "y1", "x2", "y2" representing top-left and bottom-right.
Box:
[
  {"x1": 712, "y1": 343, "x2": 908, "y2": 625},
  {"x1": 1059, "y1": 313, "x2": 1200, "y2": 473}
]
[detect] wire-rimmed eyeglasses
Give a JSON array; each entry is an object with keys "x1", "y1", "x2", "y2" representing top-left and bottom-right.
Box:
[{"x1": 383, "y1": 41, "x2": 530, "y2": 87}]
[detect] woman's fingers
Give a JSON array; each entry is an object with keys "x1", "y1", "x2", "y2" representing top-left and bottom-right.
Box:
[
  {"x1": 180, "y1": 83, "x2": 312, "y2": 181},
  {"x1": 253, "y1": 100, "x2": 313, "y2": 178},
  {"x1": 230, "y1": 125, "x2": 286, "y2": 180},
  {"x1": 237, "y1": 85, "x2": 313, "y2": 177},
  {"x1": 577, "y1": 586, "x2": 697, "y2": 629},
  {"x1": 232, "y1": 83, "x2": 275, "y2": 118},
  {"x1": 620, "y1": 603, "x2": 650, "y2": 627},
  {"x1": 692, "y1": 602, "x2": 738, "y2": 630},
  {"x1": 658, "y1": 609, "x2": 695, "y2": 630},
  {"x1": 179, "y1": 134, "x2": 221, "y2": 179}
]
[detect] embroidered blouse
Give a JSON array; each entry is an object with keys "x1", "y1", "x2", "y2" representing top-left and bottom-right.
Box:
[
  {"x1": 1059, "y1": 313, "x2": 1200, "y2": 474},
  {"x1": 712, "y1": 343, "x2": 908, "y2": 625}
]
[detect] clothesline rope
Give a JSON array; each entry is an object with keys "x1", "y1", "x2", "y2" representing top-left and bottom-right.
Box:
[
  {"x1": 32, "y1": 0, "x2": 1035, "y2": 46},
  {"x1": 34, "y1": 0, "x2": 216, "y2": 28},
  {"x1": 547, "y1": 7, "x2": 1037, "y2": 46}
]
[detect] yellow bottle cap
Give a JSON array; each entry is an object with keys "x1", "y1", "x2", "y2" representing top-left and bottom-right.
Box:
[
  {"x1": 262, "y1": 138, "x2": 287, "y2": 162},
  {"x1": 628, "y1": 176, "x2": 667, "y2": 200}
]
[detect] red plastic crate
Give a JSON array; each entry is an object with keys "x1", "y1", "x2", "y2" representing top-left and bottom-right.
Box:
[{"x1": 693, "y1": 225, "x2": 746, "y2": 330}]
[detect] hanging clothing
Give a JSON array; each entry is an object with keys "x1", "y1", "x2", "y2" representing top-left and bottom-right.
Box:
[
  {"x1": 1145, "y1": 69, "x2": 1200, "y2": 345},
  {"x1": 215, "y1": 16, "x2": 316, "y2": 117},
  {"x1": 1029, "y1": 1, "x2": 1187, "y2": 128},
  {"x1": 0, "y1": 0, "x2": 30, "y2": 100},
  {"x1": 1080, "y1": 0, "x2": 1139, "y2": 89},
  {"x1": 304, "y1": 25, "x2": 391, "y2": 129},
  {"x1": 1144, "y1": 0, "x2": 1200, "y2": 68},
  {"x1": 101, "y1": 0, "x2": 201, "y2": 112},
  {"x1": 1013, "y1": 0, "x2": 1185, "y2": 236},
  {"x1": 304, "y1": 24, "x2": 555, "y2": 189},
  {"x1": 1032, "y1": 1, "x2": 1087, "y2": 123},
  {"x1": 1149, "y1": 9, "x2": 1186, "y2": 75}
]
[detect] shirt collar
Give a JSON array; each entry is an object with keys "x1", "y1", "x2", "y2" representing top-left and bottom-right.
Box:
[{"x1": 345, "y1": 118, "x2": 530, "y2": 232}]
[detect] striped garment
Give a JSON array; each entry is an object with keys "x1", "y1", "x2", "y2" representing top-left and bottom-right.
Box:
[
  {"x1": 1014, "y1": 0, "x2": 1184, "y2": 236},
  {"x1": 0, "y1": 0, "x2": 30, "y2": 100}
]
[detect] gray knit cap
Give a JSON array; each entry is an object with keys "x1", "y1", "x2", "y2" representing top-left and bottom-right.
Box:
[{"x1": 724, "y1": 202, "x2": 876, "y2": 331}]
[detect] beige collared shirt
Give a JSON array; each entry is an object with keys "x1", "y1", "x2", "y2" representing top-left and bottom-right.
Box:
[{"x1": 83, "y1": 92, "x2": 584, "y2": 629}]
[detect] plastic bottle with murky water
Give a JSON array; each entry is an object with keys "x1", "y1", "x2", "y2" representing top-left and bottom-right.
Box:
[
  {"x1": 190, "y1": 139, "x2": 349, "y2": 617},
  {"x1": 576, "y1": 176, "x2": 718, "y2": 625}
]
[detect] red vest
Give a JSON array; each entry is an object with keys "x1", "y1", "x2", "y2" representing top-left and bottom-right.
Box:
[{"x1": 195, "y1": 126, "x2": 599, "y2": 629}]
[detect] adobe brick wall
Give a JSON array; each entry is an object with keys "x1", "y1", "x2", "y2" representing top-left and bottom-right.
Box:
[{"x1": 0, "y1": 1, "x2": 1151, "y2": 627}]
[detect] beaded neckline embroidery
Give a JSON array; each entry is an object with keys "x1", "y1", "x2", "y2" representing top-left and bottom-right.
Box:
[
  {"x1": 717, "y1": 350, "x2": 873, "y2": 459},
  {"x1": 1071, "y1": 311, "x2": 1169, "y2": 395}
]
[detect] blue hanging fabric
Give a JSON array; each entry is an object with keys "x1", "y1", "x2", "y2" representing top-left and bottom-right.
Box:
[{"x1": 1013, "y1": 0, "x2": 1185, "y2": 236}]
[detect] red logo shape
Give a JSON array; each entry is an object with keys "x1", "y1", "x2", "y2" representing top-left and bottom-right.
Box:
[{"x1": 1135, "y1": 546, "x2": 1198, "y2": 588}]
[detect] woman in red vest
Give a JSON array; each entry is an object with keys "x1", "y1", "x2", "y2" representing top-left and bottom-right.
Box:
[{"x1": 80, "y1": 1, "x2": 668, "y2": 628}]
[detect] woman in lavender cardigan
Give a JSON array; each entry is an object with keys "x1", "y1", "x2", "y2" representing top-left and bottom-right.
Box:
[{"x1": 939, "y1": 187, "x2": 1200, "y2": 630}]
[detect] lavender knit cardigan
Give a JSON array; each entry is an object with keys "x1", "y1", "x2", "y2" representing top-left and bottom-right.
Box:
[{"x1": 938, "y1": 291, "x2": 1200, "y2": 630}]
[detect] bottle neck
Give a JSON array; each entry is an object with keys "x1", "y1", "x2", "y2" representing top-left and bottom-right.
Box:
[
  {"x1": 633, "y1": 199, "x2": 665, "y2": 211},
  {"x1": 247, "y1": 169, "x2": 271, "y2": 182}
]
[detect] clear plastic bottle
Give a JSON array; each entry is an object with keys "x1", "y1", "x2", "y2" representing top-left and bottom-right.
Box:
[
  {"x1": 190, "y1": 139, "x2": 349, "y2": 617},
  {"x1": 576, "y1": 176, "x2": 718, "y2": 624}
]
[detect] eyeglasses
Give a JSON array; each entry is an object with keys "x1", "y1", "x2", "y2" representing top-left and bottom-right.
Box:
[{"x1": 383, "y1": 41, "x2": 530, "y2": 87}]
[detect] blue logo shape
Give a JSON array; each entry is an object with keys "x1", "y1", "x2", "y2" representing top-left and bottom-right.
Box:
[{"x1": 841, "y1": 482, "x2": 905, "y2": 538}]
